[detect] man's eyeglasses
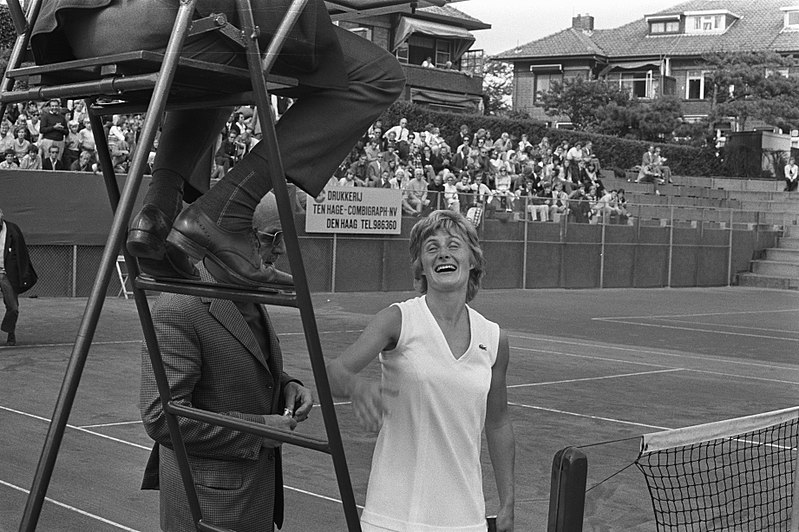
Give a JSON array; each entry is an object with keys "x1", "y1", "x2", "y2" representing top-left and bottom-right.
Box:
[{"x1": 257, "y1": 230, "x2": 283, "y2": 248}]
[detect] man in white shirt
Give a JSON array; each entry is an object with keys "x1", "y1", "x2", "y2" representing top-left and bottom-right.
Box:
[
  {"x1": 384, "y1": 117, "x2": 410, "y2": 143},
  {"x1": 784, "y1": 157, "x2": 798, "y2": 192}
]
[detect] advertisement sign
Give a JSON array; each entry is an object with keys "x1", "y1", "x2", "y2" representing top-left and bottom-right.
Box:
[{"x1": 305, "y1": 186, "x2": 402, "y2": 234}]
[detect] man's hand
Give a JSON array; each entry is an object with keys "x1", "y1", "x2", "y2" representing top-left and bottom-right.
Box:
[
  {"x1": 260, "y1": 414, "x2": 297, "y2": 448},
  {"x1": 283, "y1": 381, "x2": 314, "y2": 422}
]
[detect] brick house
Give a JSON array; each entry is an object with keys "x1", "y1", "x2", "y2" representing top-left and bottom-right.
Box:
[
  {"x1": 330, "y1": 0, "x2": 491, "y2": 112},
  {"x1": 493, "y1": 0, "x2": 799, "y2": 129}
]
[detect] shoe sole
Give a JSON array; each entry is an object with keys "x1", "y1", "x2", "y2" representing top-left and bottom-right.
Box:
[
  {"x1": 167, "y1": 229, "x2": 260, "y2": 287},
  {"x1": 127, "y1": 230, "x2": 166, "y2": 260}
]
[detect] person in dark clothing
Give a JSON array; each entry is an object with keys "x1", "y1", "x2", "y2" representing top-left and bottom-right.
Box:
[{"x1": 0, "y1": 208, "x2": 38, "y2": 346}]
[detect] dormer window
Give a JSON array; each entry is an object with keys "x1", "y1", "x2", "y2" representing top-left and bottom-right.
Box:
[
  {"x1": 781, "y1": 6, "x2": 799, "y2": 29},
  {"x1": 683, "y1": 10, "x2": 739, "y2": 33},
  {"x1": 646, "y1": 14, "x2": 680, "y2": 35}
]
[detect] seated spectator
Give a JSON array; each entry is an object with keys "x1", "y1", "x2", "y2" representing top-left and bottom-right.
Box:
[
  {"x1": 427, "y1": 171, "x2": 446, "y2": 210},
  {"x1": 636, "y1": 145, "x2": 662, "y2": 184},
  {"x1": 0, "y1": 122, "x2": 15, "y2": 154},
  {"x1": 568, "y1": 182, "x2": 591, "y2": 223},
  {"x1": 42, "y1": 145, "x2": 66, "y2": 170},
  {"x1": 653, "y1": 147, "x2": 672, "y2": 183},
  {"x1": 527, "y1": 183, "x2": 551, "y2": 222},
  {"x1": 455, "y1": 172, "x2": 473, "y2": 214},
  {"x1": 390, "y1": 168, "x2": 409, "y2": 190},
  {"x1": 403, "y1": 167, "x2": 429, "y2": 216},
  {"x1": 549, "y1": 181, "x2": 569, "y2": 222},
  {"x1": 19, "y1": 144, "x2": 42, "y2": 170},
  {"x1": 214, "y1": 130, "x2": 244, "y2": 174},
  {"x1": 338, "y1": 167, "x2": 365, "y2": 187},
  {"x1": 384, "y1": 117, "x2": 410, "y2": 143},
  {"x1": 784, "y1": 157, "x2": 798, "y2": 192},
  {"x1": 493, "y1": 132, "x2": 513, "y2": 153},
  {"x1": 592, "y1": 188, "x2": 622, "y2": 224},
  {"x1": 11, "y1": 127, "x2": 31, "y2": 162},
  {"x1": 374, "y1": 169, "x2": 393, "y2": 189},
  {"x1": 493, "y1": 167, "x2": 514, "y2": 212},
  {"x1": 77, "y1": 117, "x2": 96, "y2": 155},
  {"x1": 70, "y1": 149, "x2": 98, "y2": 172},
  {"x1": 616, "y1": 188, "x2": 631, "y2": 225},
  {"x1": 443, "y1": 173, "x2": 460, "y2": 212},
  {"x1": 0, "y1": 148, "x2": 19, "y2": 169}
]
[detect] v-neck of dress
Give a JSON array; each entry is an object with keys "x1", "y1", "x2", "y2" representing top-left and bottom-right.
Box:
[{"x1": 422, "y1": 296, "x2": 473, "y2": 362}]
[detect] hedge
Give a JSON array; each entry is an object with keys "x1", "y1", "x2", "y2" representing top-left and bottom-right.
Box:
[{"x1": 380, "y1": 101, "x2": 723, "y2": 177}]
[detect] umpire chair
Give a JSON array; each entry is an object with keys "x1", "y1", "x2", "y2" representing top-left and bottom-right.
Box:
[{"x1": 1, "y1": 0, "x2": 364, "y2": 530}]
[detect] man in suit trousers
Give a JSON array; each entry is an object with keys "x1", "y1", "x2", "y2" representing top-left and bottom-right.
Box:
[
  {"x1": 31, "y1": 0, "x2": 405, "y2": 285},
  {"x1": 42, "y1": 145, "x2": 65, "y2": 171},
  {"x1": 140, "y1": 193, "x2": 312, "y2": 531},
  {"x1": 0, "y1": 208, "x2": 38, "y2": 346}
]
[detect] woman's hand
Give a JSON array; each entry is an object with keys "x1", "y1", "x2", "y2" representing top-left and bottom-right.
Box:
[{"x1": 351, "y1": 378, "x2": 394, "y2": 433}]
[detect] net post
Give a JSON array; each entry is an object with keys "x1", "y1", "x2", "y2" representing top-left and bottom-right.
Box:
[
  {"x1": 791, "y1": 442, "x2": 799, "y2": 532},
  {"x1": 547, "y1": 446, "x2": 587, "y2": 532}
]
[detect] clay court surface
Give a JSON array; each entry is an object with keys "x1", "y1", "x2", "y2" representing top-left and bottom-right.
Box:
[{"x1": 1, "y1": 286, "x2": 798, "y2": 531}]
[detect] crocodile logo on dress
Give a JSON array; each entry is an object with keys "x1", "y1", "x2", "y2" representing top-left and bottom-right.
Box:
[{"x1": 478, "y1": 344, "x2": 487, "y2": 350}]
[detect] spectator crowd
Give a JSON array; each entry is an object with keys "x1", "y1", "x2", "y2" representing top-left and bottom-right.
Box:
[{"x1": 1, "y1": 101, "x2": 637, "y2": 225}]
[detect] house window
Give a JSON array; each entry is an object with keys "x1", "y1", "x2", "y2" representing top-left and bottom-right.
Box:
[
  {"x1": 435, "y1": 41, "x2": 451, "y2": 68},
  {"x1": 396, "y1": 43, "x2": 409, "y2": 64},
  {"x1": 686, "y1": 14, "x2": 724, "y2": 32},
  {"x1": 534, "y1": 72, "x2": 562, "y2": 103},
  {"x1": 348, "y1": 26, "x2": 372, "y2": 41},
  {"x1": 785, "y1": 10, "x2": 799, "y2": 28},
  {"x1": 686, "y1": 70, "x2": 709, "y2": 99},
  {"x1": 666, "y1": 21, "x2": 680, "y2": 32},
  {"x1": 650, "y1": 20, "x2": 680, "y2": 34},
  {"x1": 651, "y1": 22, "x2": 665, "y2": 33}
]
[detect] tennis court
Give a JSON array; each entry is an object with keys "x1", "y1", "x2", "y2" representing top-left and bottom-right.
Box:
[{"x1": 1, "y1": 286, "x2": 798, "y2": 531}]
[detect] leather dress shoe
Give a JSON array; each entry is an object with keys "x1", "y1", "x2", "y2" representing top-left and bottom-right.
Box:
[
  {"x1": 127, "y1": 204, "x2": 171, "y2": 260},
  {"x1": 127, "y1": 204, "x2": 199, "y2": 280},
  {"x1": 7, "y1": 332, "x2": 16, "y2": 346},
  {"x1": 167, "y1": 203, "x2": 294, "y2": 287}
]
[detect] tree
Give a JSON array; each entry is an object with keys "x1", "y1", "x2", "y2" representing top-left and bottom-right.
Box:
[
  {"x1": 703, "y1": 51, "x2": 799, "y2": 131},
  {"x1": 634, "y1": 96, "x2": 684, "y2": 142},
  {"x1": 482, "y1": 61, "x2": 514, "y2": 116},
  {"x1": 540, "y1": 77, "x2": 630, "y2": 130}
]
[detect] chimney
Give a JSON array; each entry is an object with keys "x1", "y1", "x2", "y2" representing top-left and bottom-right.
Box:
[{"x1": 572, "y1": 14, "x2": 595, "y2": 32}]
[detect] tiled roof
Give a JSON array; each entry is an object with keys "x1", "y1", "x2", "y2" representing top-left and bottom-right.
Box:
[
  {"x1": 417, "y1": 4, "x2": 491, "y2": 30},
  {"x1": 494, "y1": 0, "x2": 799, "y2": 61}
]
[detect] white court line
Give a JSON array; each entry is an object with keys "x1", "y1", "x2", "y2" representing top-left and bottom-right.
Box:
[
  {"x1": 511, "y1": 345, "x2": 799, "y2": 386},
  {"x1": 1, "y1": 406, "x2": 152, "y2": 451},
  {"x1": 637, "y1": 316, "x2": 799, "y2": 336},
  {"x1": 509, "y1": 334, "x2": 799, "y2": 373},
  {"x1": 285, "y1": 486, "x2": 364, "y2": 509},
  {"x1": 0, "y1": 340, "x2": 142, "y2": 350},
  {"x1": 591, "y1": 317, "x2": 799, "y2": 342},
  {"x1": 596, "y1": 307, "x2": 799, "y2": 321},
  {"x1": 0, "y1": 479, "x2": 141, "y2": 532},
  {"x1": 509, "y1": 402, "x2": 670, "y2": 431},
  {"x1": 79, "y1": 420, "x2": 142, "y2": 429},
  {"x1": 508, "y1": 368, "x2": 684, "y2": 388}
]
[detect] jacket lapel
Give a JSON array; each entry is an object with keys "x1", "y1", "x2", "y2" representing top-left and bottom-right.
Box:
[{"x1": 199, "y1": 266, "x2": 270, "y2": 373}]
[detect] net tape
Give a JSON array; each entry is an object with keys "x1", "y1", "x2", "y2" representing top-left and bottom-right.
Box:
[{"x1": 635, "y1": 406, "x2": 799, "y2": 531}]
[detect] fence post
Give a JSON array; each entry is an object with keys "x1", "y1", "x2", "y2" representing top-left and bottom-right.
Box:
[
  {"x1": 727, "y1": 209, "x2": 734, "y2": 287},
  {"x1": 522, "y1": 196, "x2": 529, "y2": 290},
  {"x1": 331, "y1": 233, "x2": 337, "y2": 293},
  {"x1": 72, "y1": 245, "x2": 78, "y2": 298},
  {"x1": 667, "y1": 205, "x2": 674, "y2": 288},
  {"x1": 599, "y1": 215, "x2": 606, "y2": 289}
]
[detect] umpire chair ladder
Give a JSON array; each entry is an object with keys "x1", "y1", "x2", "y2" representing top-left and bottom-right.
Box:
[{"x1": 1, "y1": 0, "x2": 362, "y2": 530}]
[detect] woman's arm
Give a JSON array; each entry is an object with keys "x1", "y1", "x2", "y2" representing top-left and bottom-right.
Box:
[
  {"x1": 486, "y1": 329, "x2": 515, "y2": 532},
  {"x1": 326, "y1": 305, "x2": 401, "y2": 432}
]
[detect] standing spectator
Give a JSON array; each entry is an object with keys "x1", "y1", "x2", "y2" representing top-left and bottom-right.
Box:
[
  {"x1": 42, "y1": 145, "x2": 66, "y2": 170},
  {"x1": 77, "y1": 117, "x2": 96, "y2": 156},
  {"x1": 63, "y1": 120, "x2": 82, "y2": 169},
  {"x1": 384, "y1": 117, "x2": 410, "y2": 143},
  {"x1": 784, "y1": 157, "x2": 799, "y2": 192},
  {"x1": 0, "y1": 208, "x2": 38, "y2": 346},
  {"x1": 549, "y1": 181, "x2": 569, "y2": 222},
  {"x1": 0, "y1": 122, "x2": 15, "y2": 154},
  {"x1": 19, "y1": 145, "x2": 43, "y2": 170},
  {"x1": 443, "y1": 173, "x2": 460, "y2": 212},
  {"x1": 427, "y1": 171, "x2": 446, "y2": 210},
  {"x1": 38, "y1": 98, "x2": 68, "y2": 160},
  {"x1": 326, "y1": 210, "x2": 516, "y2": 532},
  {"x1": 0, "y1": 149, "x2": 19, "y2": 169}
]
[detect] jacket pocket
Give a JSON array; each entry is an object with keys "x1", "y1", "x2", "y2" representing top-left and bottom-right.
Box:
[{"x1": 192, "y1": 458, "x2": 244, "y2": 490}]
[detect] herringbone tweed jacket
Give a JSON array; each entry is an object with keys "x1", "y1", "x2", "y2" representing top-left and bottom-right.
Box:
[{"x1": 140, "y1": 267, "x2": 296, "y2": 532}]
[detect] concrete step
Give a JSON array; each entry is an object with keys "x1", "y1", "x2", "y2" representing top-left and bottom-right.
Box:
[
  {"x1": 779, "y1": 237, "x2": 799, "y2": 249},
  {"x1": 765, "y1": 248, "x2": 799, "y2": 263},
  {"x1": 737, "y1": 272, "x2": 799, "y2": 290},
  {"x1": 752, "y1": 260, "x2": 799, "y2": 277}
]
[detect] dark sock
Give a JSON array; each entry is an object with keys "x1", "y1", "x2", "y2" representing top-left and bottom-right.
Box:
[
  {"x1": 197, "y1": 150, "x2": 273, "y2": 233},
  {"x1": 143, "y1": 168, "x2": 184, "y2": 220}
]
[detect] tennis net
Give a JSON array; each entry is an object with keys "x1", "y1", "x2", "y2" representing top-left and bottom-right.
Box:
[{"x1": 635, "y1": 406, "x2": 799, "y2": 531}]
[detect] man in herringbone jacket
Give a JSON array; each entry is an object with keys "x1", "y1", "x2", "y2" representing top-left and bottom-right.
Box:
[{"x1": 140, "y1": 197, "x2": 312, "y2": 531}]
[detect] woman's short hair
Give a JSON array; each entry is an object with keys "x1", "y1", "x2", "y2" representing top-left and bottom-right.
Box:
[{"x1": 408, "y1": 210, "x2": 485, "y2": 302}]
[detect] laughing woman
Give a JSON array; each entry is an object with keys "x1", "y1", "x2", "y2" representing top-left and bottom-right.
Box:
[{"x1": 327, "y1": 210, "x2": 516, "y2": 531}]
